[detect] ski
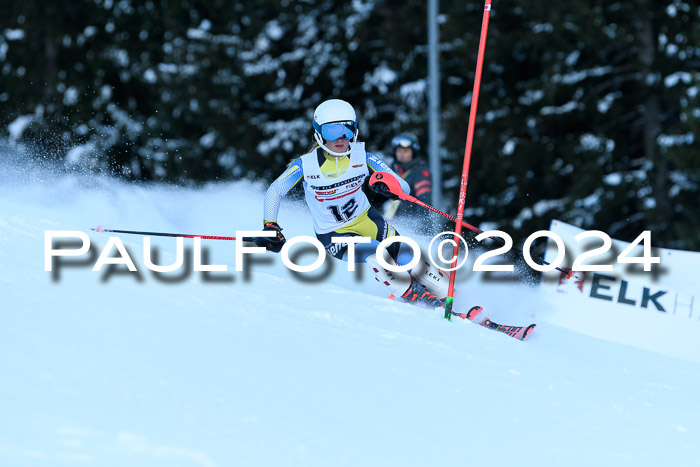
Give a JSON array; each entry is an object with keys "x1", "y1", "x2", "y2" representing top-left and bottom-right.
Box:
[{"x1": 451, "y1": 306, "x2": 536, "y2": 341}]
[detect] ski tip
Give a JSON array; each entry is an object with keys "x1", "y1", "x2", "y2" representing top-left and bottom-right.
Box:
[
  {"x1": 520, "y1": 324, "x2": 537, "y2": 341},
  {"x1": 465, "y1": 306, "x2": 483, "y2": 321}
]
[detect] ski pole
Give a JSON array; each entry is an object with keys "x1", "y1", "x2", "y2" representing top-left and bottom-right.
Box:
[
  {"x1": 368, "y1": 172, "x2": 578, "y2": 279},
  {"x1": 91, "y1": 225, "x2": 263, "y2": 244}
]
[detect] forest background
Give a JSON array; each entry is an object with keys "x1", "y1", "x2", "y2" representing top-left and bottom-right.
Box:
[{"x1": 1, "y1": 0, "x2": 698, "y2": 250}]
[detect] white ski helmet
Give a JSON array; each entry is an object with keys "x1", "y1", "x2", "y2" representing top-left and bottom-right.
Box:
[{"x1": 312, "y1": 99, "x2": 358, "y2": 156}]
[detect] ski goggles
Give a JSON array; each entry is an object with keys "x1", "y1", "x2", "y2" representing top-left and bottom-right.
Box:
[
  {"x1": 391, "y1": 135, "x2": 414, "y2": 148},
  {"x1": 320, "y1": 121, "x2": 356, "y2": 141}
]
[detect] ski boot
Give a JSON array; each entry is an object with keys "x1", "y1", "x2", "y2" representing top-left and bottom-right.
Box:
[{"x1": 401, "y1": 280, "x2": 446, "y2": 309}]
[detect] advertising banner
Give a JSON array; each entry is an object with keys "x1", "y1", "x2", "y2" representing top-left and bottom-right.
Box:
[{"x1": 539, "y1": 220, "x2": 700, "y2": 362}]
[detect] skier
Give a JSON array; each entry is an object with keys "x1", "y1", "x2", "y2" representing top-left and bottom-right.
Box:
[
  {"x1": 384, "y1": 133, "x2": 434, "y2": 230},
  {"x1": 261, "y1": 99, "x2": 448, "y2": 309}
]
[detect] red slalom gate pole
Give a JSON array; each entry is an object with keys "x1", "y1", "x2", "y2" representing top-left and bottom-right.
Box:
[{"x1": 445, "y1": 0, "x2": 493, "y2": 320}]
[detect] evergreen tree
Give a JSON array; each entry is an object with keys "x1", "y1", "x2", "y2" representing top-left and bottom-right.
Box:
[{"x1": 1, "y1": 0, "x2": 697, "y2": 249}]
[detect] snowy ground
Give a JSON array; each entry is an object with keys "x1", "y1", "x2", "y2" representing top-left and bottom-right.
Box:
[{"x1": 1, "y1": 151, "x2": 699, "y2": 467}]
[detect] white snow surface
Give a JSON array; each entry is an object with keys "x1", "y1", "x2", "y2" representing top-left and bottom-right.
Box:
[{"x1": 1, "y1": 154, "x2": 699, "y2": 467}]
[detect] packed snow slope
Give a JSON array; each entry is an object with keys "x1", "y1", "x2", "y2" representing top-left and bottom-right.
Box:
[{"x1": 1, "y1": 153, "x2": 699, "y2": 467}]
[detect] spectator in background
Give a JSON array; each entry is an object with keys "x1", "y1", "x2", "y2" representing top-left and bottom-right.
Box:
[{"x1": 383, "y1": 134, "x2": 434, "y2": 230}]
